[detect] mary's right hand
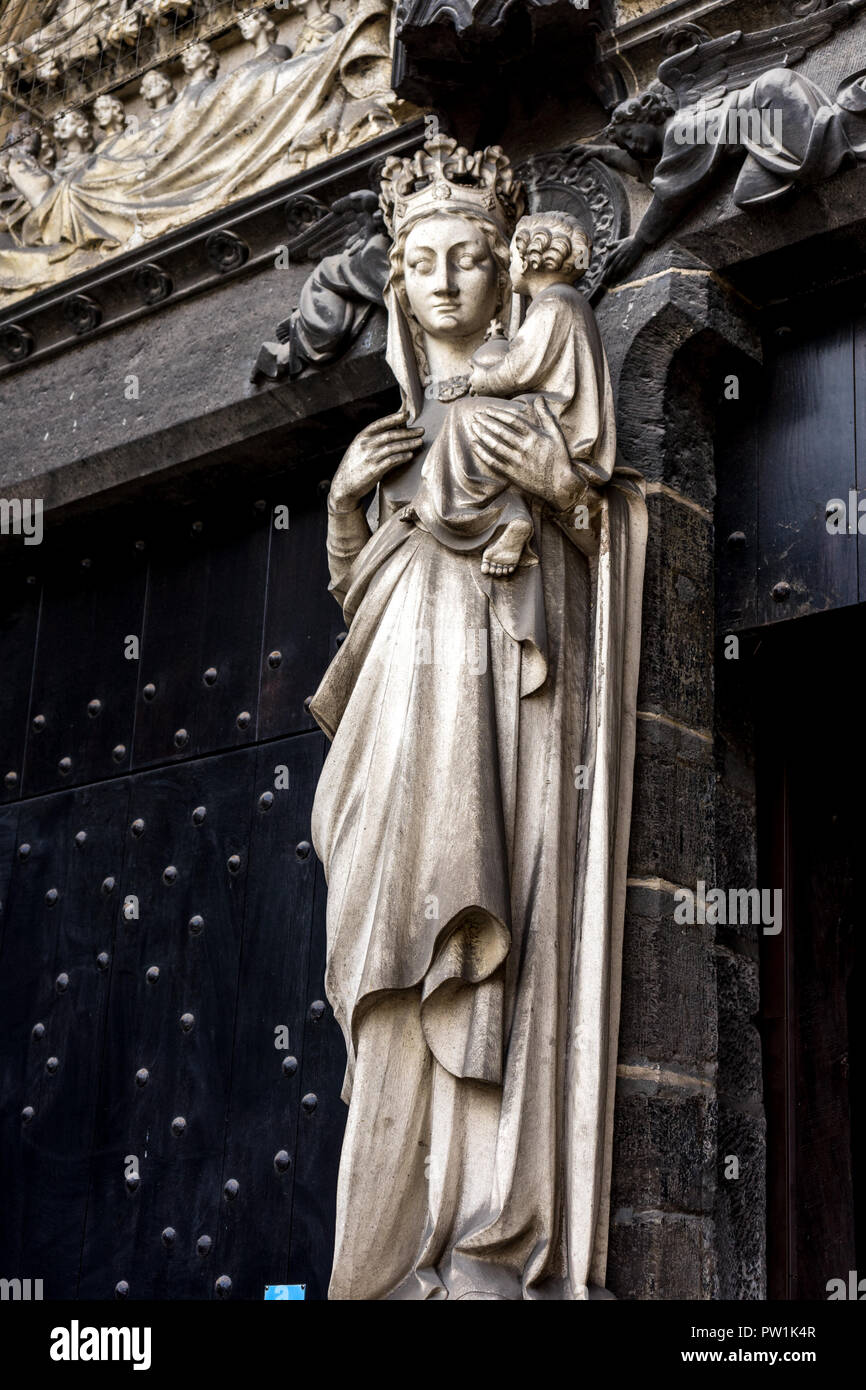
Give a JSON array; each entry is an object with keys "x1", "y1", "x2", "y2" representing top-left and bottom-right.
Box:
[{"x1": 328, "y1": 408, "x2": 425, "y2": 513}]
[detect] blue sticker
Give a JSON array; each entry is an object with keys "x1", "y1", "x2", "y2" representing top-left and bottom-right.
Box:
[{"x1": 264, "y1": 1284, "x2": 306, "y2": 1300}]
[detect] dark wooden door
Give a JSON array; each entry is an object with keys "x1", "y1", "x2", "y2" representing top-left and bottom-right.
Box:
[
  {"x1": 758, "y1": 588, "x2": 865, "y2": 1299},
  {"x1": 717, "y1": 286, "x2": 866, "y2": 1298},
  {"x1": 0, "y1": 472, "x2": 347, "y2": 1300},
  {"x1": 717, "y1": 292, "x2": 866, "y2": 633}
]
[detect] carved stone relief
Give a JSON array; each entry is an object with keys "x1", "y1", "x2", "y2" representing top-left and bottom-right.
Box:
[
  {"x1": 591, "y1": 1, "x2": 866, "y2": 282},
  {"x1": 0, "y1": 2, "x2": 414, "y2": 307}
]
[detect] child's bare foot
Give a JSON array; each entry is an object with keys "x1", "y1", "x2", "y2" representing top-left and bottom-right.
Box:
[{"x1": 481, "y1": 518, "x2": 533, "y2": 576}]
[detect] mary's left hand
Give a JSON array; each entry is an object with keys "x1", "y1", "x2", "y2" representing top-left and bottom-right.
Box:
[{"x1": 469, "y1": 397, "x2": 586, "y2": 513}]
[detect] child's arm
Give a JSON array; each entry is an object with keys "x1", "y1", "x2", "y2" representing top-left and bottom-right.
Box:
[{"x1": 469, "y1": 297, "x2": 569, "y2": 398}]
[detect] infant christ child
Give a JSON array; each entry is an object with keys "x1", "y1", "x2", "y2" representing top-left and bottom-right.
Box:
[{"x1": 408, "y1": 211, "x2": 595, "y2": 575}]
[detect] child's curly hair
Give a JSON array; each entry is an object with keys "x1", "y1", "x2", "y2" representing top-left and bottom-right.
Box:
[
  {"x1": 608, "y1": 89, "x2": 676, "y2": 132},
  {"x1": 512, "y1": 211, "x2": 592, "y2": 283}
]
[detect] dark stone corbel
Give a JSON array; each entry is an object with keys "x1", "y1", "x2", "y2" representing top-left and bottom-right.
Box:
[
  {"x1": 63, "y1": 293, "x2": 102, "y2": 335},
  {"x1": 205, "y1": 229, "x2": 250, "y2": 274},
  {"x1": 0, "y1": 322, "x2": 35, "y2": 363},
  {"x1": 392, "y1": 0, "x2": 612, "y2": 105},
  {"x1": 133, "y1": 262, "x2": 173, "y2": 306}
]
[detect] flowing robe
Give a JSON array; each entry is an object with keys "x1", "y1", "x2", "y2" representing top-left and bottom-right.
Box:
[
  {"x1": 0, "y1": 0, "x2": 395, "y2": 304},
  {"x1": 309, "y1": 295, "x2": 647, "y2": 1300}
]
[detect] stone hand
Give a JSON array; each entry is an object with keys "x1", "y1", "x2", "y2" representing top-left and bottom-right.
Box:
[
  {"x1": 603, "y1": 235, "x2": 642, "y2": 285},
  {"x1": 469, "y1": 399, "x2": 583, "y2": 512},
  {"x1": 329, "y1": 408, "x2": 425, "y2": 512}
]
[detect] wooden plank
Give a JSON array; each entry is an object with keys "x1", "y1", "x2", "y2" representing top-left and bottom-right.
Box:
[
  {"x1": 78, "y1": 748, "x2": 255, "y2": 1299},
  {"x1": 0, "y1": 788, "x2": 76, "y2": 1283},
  {"x1": 285, "y1": 853, "x2": 347, "y2": 1302},
  {"x1": 22, "y1": 522, "x2": 146, "y2": 796},
  {"x1": 756, "y1": 317, "x2": 858, "y2": 625},
  {"x1": 132, "y1": 499, "x2": 269, "y2": 770},
  {"x1": 0, "y1": 561, "x2": 40, "y2": 806},
  {"x1": 258, "y1": 473, "x2": 345, "y2": 742},
  {"x1": 855, "y1": 308, "x2": 866, "y2": 601},
  {"x1": 23, "y1": 780, "x2": 131, "y2": 1296},
  {"x1": 715, "y1": 364, "x2": 759, "y2": 634},
  {"x1": 213, "y1": 733, "x2": 330, "y2": 1300}
]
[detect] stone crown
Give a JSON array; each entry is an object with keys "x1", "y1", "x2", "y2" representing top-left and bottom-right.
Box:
[{"x1": 379, "y1": 134, "x2": 525, "y2": 240}]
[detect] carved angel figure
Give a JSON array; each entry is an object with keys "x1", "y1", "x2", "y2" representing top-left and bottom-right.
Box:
[
  {"x1": 253, "y1": 190, "x2": 390, "y2": 381},
  {"x1": 594, "y1": 0, "x2": 866, "y2": 282}
]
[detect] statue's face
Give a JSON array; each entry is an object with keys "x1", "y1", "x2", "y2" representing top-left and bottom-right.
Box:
[
  {"x1": 93, "y1": 96, "x2": 120, "y2": 127},
  {"x1": 403, "y1": 214, "x2": 500, "y2": 340},
  {"x1": 54, "y1": 112, "x2": 80, "y2": 142},
  {"x1": 238, "y1": 13, "x2": 262, "y2": 39},
  {"x1": 616, "y1": 120, "x2": 662, "y2": 159},
  {"x1": 142, "y1": 72, "x2": 170, "y2": 102},
  {"x1": 181, "y1": 44, "x2": 208, "y2": 74}
]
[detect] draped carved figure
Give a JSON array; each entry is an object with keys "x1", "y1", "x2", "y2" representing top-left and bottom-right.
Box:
[
  {"x1": 308, "y1": 135, "x2": 647, "y2": 1300},
  {"x1": 0, "y1": 0, "x2": 399, "y2": 305}
]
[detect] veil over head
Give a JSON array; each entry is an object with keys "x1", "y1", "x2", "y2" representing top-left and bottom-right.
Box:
[{"x1": 378, "y1": 134, "x2": 525, "y2": 419}]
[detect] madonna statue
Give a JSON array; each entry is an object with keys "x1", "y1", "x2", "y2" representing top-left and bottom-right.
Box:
[{"x1": 309, "y1": 135, "x2": 647, "y2": 1301}]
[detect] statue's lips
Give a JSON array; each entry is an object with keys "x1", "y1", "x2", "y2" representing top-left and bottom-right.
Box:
[{"x1": 426, "y1": 302, "x2": 462, "y2": 323}]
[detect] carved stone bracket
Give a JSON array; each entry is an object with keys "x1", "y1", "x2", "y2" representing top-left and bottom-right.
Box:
[
  {"x1": 0, "y1": 321, "x2": 35, "y2": 363},
  {"x1": 204, "y1": 229, "x2": 250, "y2": 275},
  {"x1": 133, "y1": 261, "x2": 173, "y2": 306},
  {"x1": 516, "y1": 148, "x2": 629, "y2": 300},
  {"x1": 63, "y1": 292, "x2": 102, "y2": 335}
]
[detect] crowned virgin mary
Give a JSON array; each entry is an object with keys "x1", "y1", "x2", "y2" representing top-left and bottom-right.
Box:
[{"x1": 309, "y1": 135, "x2": 647, "y2": 1300}]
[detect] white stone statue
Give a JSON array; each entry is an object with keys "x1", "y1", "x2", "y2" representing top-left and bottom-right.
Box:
[
  {"x1": 293, "y1": 0, "x2": 343, "y2": 56},
  {"x1": 179, "y1": 39, "x2": 220, "y2": 89},
  {"x1": 52, "y1": 108, "x2": 95, "y2": 171},
  {"x1": 238, "y1": 6, "x2": 291, "y2": 61},
  {"x1": 309, "y1": 135, "x2": 648, "y2": 1301},
  {"x1": 409, "y1": 209, "x2": 602, "y2": 577},
  {"x1": 92, "y1": 93, "x2": 126, "y2": 138},
  {"x1": 140, "y1": 67, "x2": 176, "y2": 113}
]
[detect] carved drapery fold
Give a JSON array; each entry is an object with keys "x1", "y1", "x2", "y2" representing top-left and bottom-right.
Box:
[{"x1": 0, "y1": 2, "x2": 408, "y2": 307}]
